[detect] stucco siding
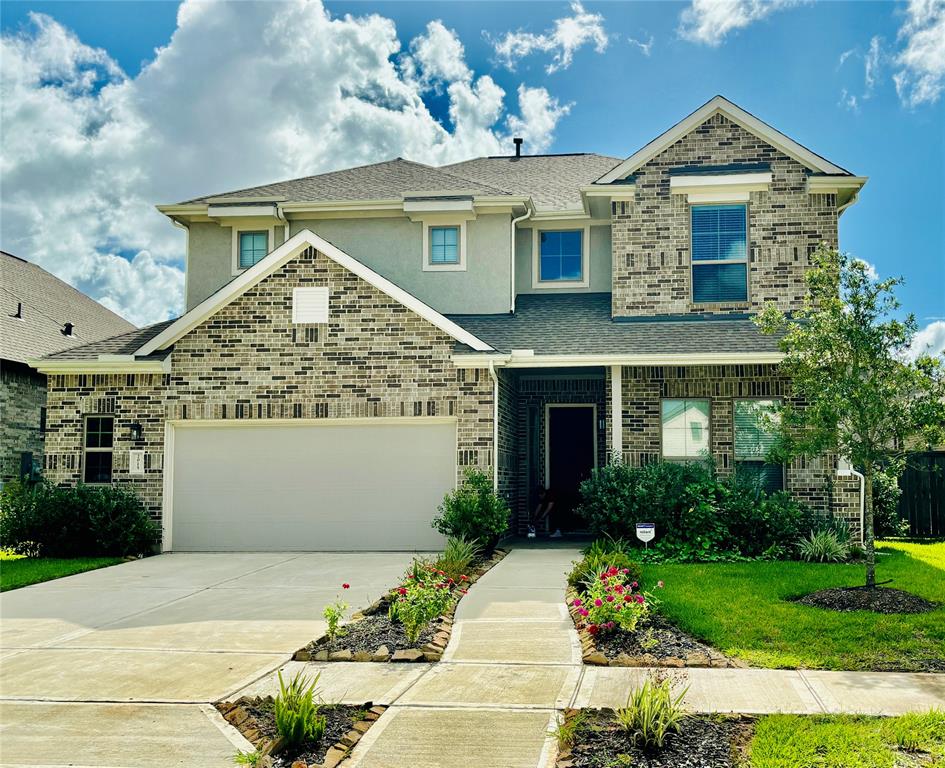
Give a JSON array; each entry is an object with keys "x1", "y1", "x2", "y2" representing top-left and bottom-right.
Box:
[{"x1": 515, "y1": 225, "x2": 612, "y2": 295}]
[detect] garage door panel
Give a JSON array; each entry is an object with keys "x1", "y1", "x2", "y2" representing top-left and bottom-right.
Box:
[{"x1": 171, "y1": 421, "x2": 455, "y2": 551}]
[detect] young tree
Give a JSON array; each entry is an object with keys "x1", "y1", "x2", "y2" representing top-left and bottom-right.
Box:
[{"x1": 756, "y1": 247, "x2": 945, "y2": 587}]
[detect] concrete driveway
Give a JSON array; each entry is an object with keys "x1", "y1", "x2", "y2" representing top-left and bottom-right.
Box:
[{"x1": 0, "y1": 552, "x2": 416, "y2": 767}]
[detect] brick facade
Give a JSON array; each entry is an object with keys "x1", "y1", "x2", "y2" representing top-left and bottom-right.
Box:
[
  {"x1": 611, "y1": 112, "x2": 839, "y2": 318},
  {"x1": 43, "y1": 246, "x2": 494, "y2": 528},
  {"x1": 1, "y1": 362, "x2": 46, "y2": 483}
]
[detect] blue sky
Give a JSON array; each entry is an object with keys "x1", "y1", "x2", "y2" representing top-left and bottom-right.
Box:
[{"x1": 1, "y1": 0, "x2": 942, "y2": 350}]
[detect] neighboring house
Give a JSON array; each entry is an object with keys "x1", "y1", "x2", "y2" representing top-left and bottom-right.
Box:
[
  {"x1": 32, "y1": 96, "x2": 868, "y2": 551},
  {"x1": 1, "y1": 251, "x2": 135, "y2": 484}
]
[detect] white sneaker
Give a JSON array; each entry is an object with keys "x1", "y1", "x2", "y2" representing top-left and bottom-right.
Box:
[
  {"x1": 527, "y1": 525, "x2": 536, "y2": 538},
  {"x1": 550, "y1": 529, "x2": 562, "y2": 538}
]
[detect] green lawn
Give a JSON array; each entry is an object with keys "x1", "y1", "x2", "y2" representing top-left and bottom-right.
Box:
[
  {"x1": 646, "y1": 541, "x2": 945, "y2": 671},
  {"x1": 0, "y1": 552, "x2": 124, "y2": 591},
  {"x1": 747, "y1": 712, "x2": 945, "y2": 767}
]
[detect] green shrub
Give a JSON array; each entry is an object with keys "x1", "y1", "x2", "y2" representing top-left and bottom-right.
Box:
[
  {"x1": 576, "y1": 461, "x2": 818, "y2": 562},
  {"x1": 0, "y1": 478, "x2": 156, "y2": 557},
  {"x1": 434, "y1": 537, "x2": 479, "y2": 582},
  {"x1": 432, "y1": 469, "x2": 509, "y2": 550},
  {"x1": 388, "y1": 560, "x2": 455, "y2": 644},
  {"x1": 614, "y1": 677, "x2": 688, "y2": 749},
  {"x1": 568, "y1": 550, "x2": 642, "y2": 589},
  {"x1": 873, "y1": 467, "x2": 908, "y2": 537},
  {"x1": 273, "y1": 670, "x2": 326, "y2": 747},
  {"x1": 797, "y1": 529, "x2": 850, "y2": 563}
]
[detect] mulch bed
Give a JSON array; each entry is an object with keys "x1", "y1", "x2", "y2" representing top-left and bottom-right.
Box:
[
  {"x1": 565, "y1": 587, "x2": 740, "y2": 668},
  {"x1": 294, "y1": 549, "x2": 507, "y2": 664},
  {"x1": 217, "y1": 697, "x2": 386, "y2": 768},
  {"x1": 795, "y1": 586, "x2": 940, "y2": 615},
  {"x1": 558, "y1": 708, "x2": 750, "y2": 768}
]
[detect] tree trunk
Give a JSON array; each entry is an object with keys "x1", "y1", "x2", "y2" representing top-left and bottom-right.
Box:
[{"x1": 863, "y1": 470, "x2": 875, "y2": 588}]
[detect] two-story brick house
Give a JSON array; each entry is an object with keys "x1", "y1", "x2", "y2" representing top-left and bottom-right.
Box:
[{"x1": 33, "y1": 96, "x2": 867, "y2": 551}]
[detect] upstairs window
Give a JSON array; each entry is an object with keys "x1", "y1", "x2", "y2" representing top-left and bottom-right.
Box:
[
  {"x1": 691, "y1": 204, "x2": 748, "y2": 303},
  {"x1": 661, "y1": 399, "x2": 710, "y2": 460},
  {"x1": 429, "y1": 226, "x2": 460, "y2": 265},
  {"x1": 84, "y1": 416, "x2": 114, "y2": 484},
  {"x1": 539, "y1": 229, "x2": 583, "y2": 282},
  {"x1": 238, "y1": 231, "x2": 269, "y2": 269},
  {"x1": 734, "y1": 399, "x2": 784, "y2": 492}
]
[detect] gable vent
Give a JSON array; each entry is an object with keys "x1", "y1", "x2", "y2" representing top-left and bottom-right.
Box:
[{"x1": 292, "y1": 287, "x2": 329, "y2": 324}]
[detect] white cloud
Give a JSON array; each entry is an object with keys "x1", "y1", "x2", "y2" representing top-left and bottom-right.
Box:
[
  {"x1": 678, "y1": 0, "x2": 805, "y2": 46},
  {"x1": 906, "y1": 320, "x2": 945, "y2": 361},
  {"x1": 893, "y1": 0, "x2": 945, "y2": 107},
  {"x1": 403, "y1": 20, "x2": 471, "y2": 90},
  {"x1": 838, "y1": 48, "x2": 856, "y2": 68},
  {"x1": 0, "y1": 3, "x2": 571, "y2": 326},
  {"x1": 628, "y1": 35, "x2": 655, "y2": 57},
  {"x1": 864, "y1": 35, "x2": 882, "y2": 93},
  {"x1": 839, "y1": 89, "x2": 859, "y2": 112},
  {"x1": 491, "y1": 1, "x2": 608, "y2": 74}
]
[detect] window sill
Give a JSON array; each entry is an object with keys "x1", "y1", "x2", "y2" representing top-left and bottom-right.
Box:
[
  {"x1": 532, "y1": 278, "x2": 589, "y2": 290},
  {"x1": 689, "y1": 301, "x2": 751, "y2": 311},
  {"x1": 422, "y1": 262, "x2": 466, "y2": 272}
]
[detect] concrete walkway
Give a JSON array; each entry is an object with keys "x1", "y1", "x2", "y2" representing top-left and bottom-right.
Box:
[
  {"x1": 0, "y1": 552, "x2": 417, "y2": 767},
  {"x1": 233, "y1": 545, "x2": 945, "y2": 768}
]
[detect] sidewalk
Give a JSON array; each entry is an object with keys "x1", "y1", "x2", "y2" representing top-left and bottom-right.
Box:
[{"x1": 236, "y1": 546, "x2": 945, "y2": 768}]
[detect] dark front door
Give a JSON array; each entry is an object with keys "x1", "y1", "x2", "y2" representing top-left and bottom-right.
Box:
[{"x1": 547, "y1": 406, "x2": 596, "y2": 531}]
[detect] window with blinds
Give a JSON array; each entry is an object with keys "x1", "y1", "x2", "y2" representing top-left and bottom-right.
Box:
[
  {"x1": 734, "y1": 399, "x2": 783, "y2": 492},
  {"x1": 691, "y1": 204, "x2": 748, "y2": 303},
  {"x1": 238, "y1": 231, "x2": 269, "y2": 269}
]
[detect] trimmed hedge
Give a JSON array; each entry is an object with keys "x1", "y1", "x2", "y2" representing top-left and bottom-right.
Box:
[
  {"x1": 0, "y1": 478, "x2": 157, "y2": 557},
  {"x1": 577, "y1": 461, "x2": 820, "y2": 561}
]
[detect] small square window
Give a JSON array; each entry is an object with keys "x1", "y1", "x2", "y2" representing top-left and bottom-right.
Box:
[
  {"x1": 429, "y1": 226, "x2": 460, "y2": 264},
  {"x1": 238, "y1": 231, "x2": 269, "y2": 269},
  {"x1": 539, "y1": 230, "x2": 583, "y2": 282},
  {"x1": 661, "y1": 399, "x2": 710, "y2": 459}
]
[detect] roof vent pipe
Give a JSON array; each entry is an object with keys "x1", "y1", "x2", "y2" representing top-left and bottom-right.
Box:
[
  {"x1": 61, "y1": 322, "x2": 74, "y2": 336},
  {"x1": 513, "y1": 137, "x2": 523, "y2": 158}
]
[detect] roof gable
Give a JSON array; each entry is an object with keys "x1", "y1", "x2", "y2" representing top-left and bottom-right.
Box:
[
  {"x1": 135, "y1": 230, "x2": 493, "y2": 356},
  {"x1": 596, "y1": 96, "x2": 851, "y2": 184}
]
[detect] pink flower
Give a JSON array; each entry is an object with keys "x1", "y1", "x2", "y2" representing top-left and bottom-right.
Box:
[
  {"x1": 636, "y1": 595, "x2": 645, "y2": 604},
  {"x1": 342, "y1": 583, "x2": 350, "y2": 589},
  {"x1": 657, "y1": 580, "x2": 664, "y2": 589},
  {"x1": 579, "y1": 608, "x2": 589, "y2": 617},
  {"x1": 460, "y1": 588, "x2": 468, "y2": 595},
  {"x1": 606, "y1": 595, "x2": 615, "y2": 602},
  {"x1": 631, "y1": 581, "x2": 638, "y2": 588},
  {"x1": 622, "y1": 568, "x2": 630, "y2": 574},
  {"x1": 572, "y1": 598, "x2": 582, "y2": 607},
  {"x1": 594, "y1": 598, "x2": 603, "y2": 607},
  {"x1": 606, "y1": 622, "x2": 615, "y2": 630}
]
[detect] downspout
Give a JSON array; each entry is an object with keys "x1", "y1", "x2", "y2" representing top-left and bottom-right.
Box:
[
  {"x1": 275, "y1": 203, "x2": 289, "y2": 243},
  {"x1": 488, "y1": 360, "x2": 500, "y2": 491},
  {"x1": 510, "y1": 202, "x2": 532, "y2": 314},
  {"x1": 837, "y1": 466, "x2": 866, "y2": 545}
]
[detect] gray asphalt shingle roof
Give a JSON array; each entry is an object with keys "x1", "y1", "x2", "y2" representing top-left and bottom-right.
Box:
[
  {"x1": 1, "y1": 251, "x2": 136, "y2": 365},
  {"x1": 446, "y1": 293, "x2": 783, "y2": 356},
  {"x1": 440, "y1": 153, "x2": 623, "y2": 211},
  {"x1": 42, "y1": 320, "x2": 175, "y2": 361},
  {"x1": 184, "y1": 159, "x2": 510, "y2": 205},
  {"x1": 182, "y1": 153, "x2": 623, "y2": 213}
]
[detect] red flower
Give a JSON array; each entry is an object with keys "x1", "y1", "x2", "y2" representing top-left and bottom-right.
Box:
[
  {"x1": 397, "y1": 587, "x2": 407, "y2": 595},
  {"x1": 635, "y1": 595, "x2": 645, "y2": 604},
  {"x1": 460, "y1": 575, "x2": 469, "y2": 582},
  {"x1": 447, "y1": 577, "x2": 454, "y2": 584},
  {"x1": 587, "y1": 624, "x2": 599, "y2": 635},
  {"x1": 460, "y1": 588, "x2": 468, "y2": 595},
  {"x1": 624, "y1": 594, "x2": 633, "y2": 602},
  {"x1": 342, "y1": 583, "x2": 350, "y2": 589},
  {"x1": 614, "y1": 584, "x2": 624, "y2": 594}
]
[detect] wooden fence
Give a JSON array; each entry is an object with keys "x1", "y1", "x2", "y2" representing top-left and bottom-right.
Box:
[{"x1": 898, "y1": 452, "x2": 945, "y2": 538}]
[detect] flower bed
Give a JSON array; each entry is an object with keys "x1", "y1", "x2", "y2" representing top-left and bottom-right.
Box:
[
  {"x1": 293, "y1": 549, "x2": 507, "y2": 663},
  {"x1": 217, "y1": 696, "x2": 385, "y2": 768},
  {"x1": 566, "y1": 573, "x2": 739, "y2": 668}
]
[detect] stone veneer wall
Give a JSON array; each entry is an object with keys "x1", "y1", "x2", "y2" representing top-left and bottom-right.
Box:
[
  {"x1": 43, "y1": 246, "x2": 494, "y2": 528},
  {"x1": 618, "y1": 363, "x2": 852, "y2": 520},
  {"x1": 611, "y1": 112, "x2": 839, "y2": 318},
  {"x1": 1, "y1": 362, "x2": 46, "y2": 483}
]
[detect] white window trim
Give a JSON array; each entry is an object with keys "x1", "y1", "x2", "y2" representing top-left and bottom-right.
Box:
[
  {"x1": 670, "y1": 172, "x2": 771, "y2": 204},
  {"x1": 292, "y1": 286, "x2": 329, "y2": 324},
  {"x1": 422, "y1": 220, "x2": 467, "y2": 272},
  {"x1": 531, "y1": 224, "x2": 590, "y2": 289},
  {"x1": 232, "y1": 224, "x2": 275, "y2": 275},
  {"x1": 689, "y1": 203, "x2": 750, "y2": 305},
  {"x1": 83, "y1": 414, "x2": 114, "y2": 486}
]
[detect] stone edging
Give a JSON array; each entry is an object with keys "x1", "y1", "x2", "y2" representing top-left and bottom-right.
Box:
[
  {"x1": 565, "y1": 586, "x2": 739, "y2": 668},
  {"x1": 293, "y1": 549, "x2": 508, "y2": 664},
  {"x1": 217, "y1": 698, "x2": 386, "y2": 768}
]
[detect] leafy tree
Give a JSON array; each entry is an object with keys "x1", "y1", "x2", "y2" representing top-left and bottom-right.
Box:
[{"x1": 756, "y1": 247, "x2": 945, "y2": 587}]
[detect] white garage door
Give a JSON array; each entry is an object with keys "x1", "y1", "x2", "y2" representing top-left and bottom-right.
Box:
[{"x1": 169, "y1": 420, "x2": 455, "y2": 551}]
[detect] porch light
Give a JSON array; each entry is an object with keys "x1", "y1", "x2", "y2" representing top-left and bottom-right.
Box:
[
  {"x1": 129, "y1": 422, "x2": 143, "y2": 442},
  {"x1": 598, "y1": 416, "x2": 607, "y2": 433}
]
